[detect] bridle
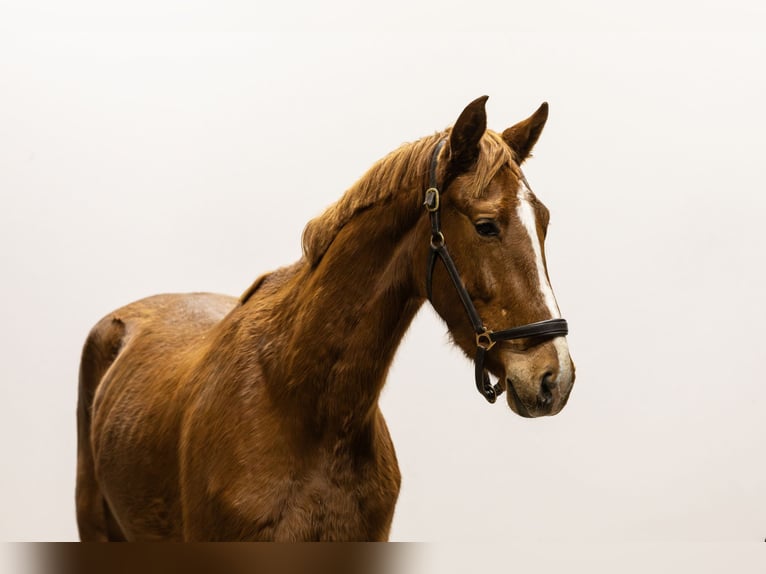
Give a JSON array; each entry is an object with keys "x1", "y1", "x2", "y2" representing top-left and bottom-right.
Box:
[{"x1": 424, "y1": 139, "x2": 569, "y2": 404}]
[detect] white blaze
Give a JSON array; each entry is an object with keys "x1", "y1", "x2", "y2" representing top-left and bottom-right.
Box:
[{"x1": 516, "y1": 181, "x2": 572, "y2": 382}]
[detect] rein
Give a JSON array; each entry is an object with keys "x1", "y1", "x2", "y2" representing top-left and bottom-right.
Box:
[{"x1": 424, "y1": 139, "x2": 569, "y2": 404}]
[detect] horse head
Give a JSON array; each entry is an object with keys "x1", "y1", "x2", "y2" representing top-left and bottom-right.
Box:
[{"x1": 424, "y1": 96, "x2": 575, "y2": 417}]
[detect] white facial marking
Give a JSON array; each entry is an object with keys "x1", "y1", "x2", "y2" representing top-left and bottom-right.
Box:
[{"x1": 516, "y1": 181, "x2": 572, "y2": 383}]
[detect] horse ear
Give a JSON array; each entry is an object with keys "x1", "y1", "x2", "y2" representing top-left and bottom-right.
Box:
[
  {"x1": 448, "y1": 95, "x2": 488, "y2": 173},
  {"x1": 502, "y1": 102, "x2": 549, "y2": 163}
]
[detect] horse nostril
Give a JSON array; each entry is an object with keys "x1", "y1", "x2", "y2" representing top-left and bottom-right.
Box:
[{"x1": 538, "y1": 371, "x2": 557, "y2": 408}]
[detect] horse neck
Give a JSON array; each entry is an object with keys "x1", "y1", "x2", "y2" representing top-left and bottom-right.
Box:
[{"x1": 240, "y1": 176, "x2": 429, "y2": 430}]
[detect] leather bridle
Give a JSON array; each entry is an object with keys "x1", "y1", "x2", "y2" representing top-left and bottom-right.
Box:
[{"x1": 424, "y1": 139, "x2": 569, "y2": 404}]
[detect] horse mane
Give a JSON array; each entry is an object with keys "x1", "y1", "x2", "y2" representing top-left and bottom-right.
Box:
[{"x1": 301, "y1": 129, "x2": 514, "y2": 266}]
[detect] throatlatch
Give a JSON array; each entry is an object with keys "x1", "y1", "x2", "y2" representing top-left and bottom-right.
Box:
[{"x1": 423, "y1": 139, "x2": 569, "y2": 403}]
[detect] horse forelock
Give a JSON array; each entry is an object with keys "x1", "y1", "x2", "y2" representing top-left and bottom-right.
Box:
[
  {"x1": 301, "y1": 129, "x2": 514, "y2": 266},
  {"x1": 462, "y1": 130, "x2": 515, "y2": 199}
]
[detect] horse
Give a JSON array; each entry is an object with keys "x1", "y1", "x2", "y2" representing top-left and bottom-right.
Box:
[{"x1": 75, "y1": 96, "x2": 576, "y2": 541}]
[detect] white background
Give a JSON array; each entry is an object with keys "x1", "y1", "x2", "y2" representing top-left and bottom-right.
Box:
[{"x1": 1, "y1": 0, "x2": 765, "y2": 558}]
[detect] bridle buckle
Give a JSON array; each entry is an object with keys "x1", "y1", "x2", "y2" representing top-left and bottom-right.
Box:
[
  {"x1": 476, "y1": 330, "x2": 496, "y2": 351},
  {"x1": 424, "y1": 187, "x2": 440, "y2": 212}
]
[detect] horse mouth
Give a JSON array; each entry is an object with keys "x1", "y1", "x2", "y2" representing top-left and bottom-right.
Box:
[
  {"x1": 505, "y1": 378, "x2": 534, "y2": 418},
  {"x1": 505, "y1": 377, "x2": 564, "y2": 418}
]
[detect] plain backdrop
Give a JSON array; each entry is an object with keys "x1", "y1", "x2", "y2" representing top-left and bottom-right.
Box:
[{"x1": 1, "y1": 0, "x2": 765, "y2": 565}]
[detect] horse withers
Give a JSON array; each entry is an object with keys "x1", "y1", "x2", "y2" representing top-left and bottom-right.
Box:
[{"x1": 76, "y1": 96, "x2": 575, "y2": 541}]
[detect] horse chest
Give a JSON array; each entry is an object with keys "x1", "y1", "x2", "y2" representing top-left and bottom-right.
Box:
[
  {"x1": 182, "y1": 421, "x2": 402, "y2": 541},
  {"x1": 271, "y1": 465, "x2": 398, "y2": 541}
]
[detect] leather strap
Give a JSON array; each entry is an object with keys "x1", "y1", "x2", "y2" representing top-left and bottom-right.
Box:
[{"x1": 489, "y1": 318, "x2": 569, "y2": 343}]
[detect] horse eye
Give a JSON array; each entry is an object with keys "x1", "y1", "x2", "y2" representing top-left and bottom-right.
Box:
[{"x1": 474, "y1": 220, "x2": 500, "y2": 237}]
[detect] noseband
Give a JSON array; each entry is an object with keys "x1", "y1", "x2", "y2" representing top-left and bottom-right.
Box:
[{"x1": 424, "y1": 139, "x2": 569, "y2": 404}]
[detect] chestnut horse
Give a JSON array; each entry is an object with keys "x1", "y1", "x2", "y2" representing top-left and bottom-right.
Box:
[{"x1": 76, "y1": 96, "x2": 575, "y2": 541}]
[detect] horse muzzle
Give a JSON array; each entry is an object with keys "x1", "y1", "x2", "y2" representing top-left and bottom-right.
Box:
[{"x1": 504, "y1": 351, "x2": 575, "y2": 418}]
